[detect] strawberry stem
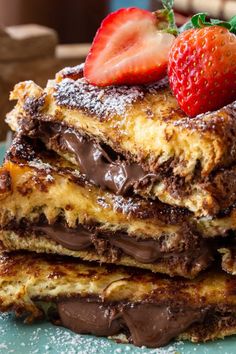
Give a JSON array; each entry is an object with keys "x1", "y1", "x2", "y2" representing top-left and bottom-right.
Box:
[
  {"x1": 154, "y1": 0, "x2": 178, "y2": 35},
  {"x1": 181, "y1": 13, "x2": 236, "y2": 34}
]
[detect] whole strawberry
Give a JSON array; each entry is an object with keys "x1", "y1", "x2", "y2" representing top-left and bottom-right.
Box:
[{"x1": 168, "y1": 14, "x2": 236, "y2": 117}]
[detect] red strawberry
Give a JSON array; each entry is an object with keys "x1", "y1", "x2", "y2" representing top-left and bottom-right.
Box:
[
  {"x1": 168, "y1": 25, "x2": 236, "y2": 117},
  {"x1": 84, "y1": 7, "x2": 175, "y2": 86}
]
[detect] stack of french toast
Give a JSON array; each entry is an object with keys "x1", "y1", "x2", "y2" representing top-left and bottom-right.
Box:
[{"x1": 0, "y1": 3, "x2": 235, "y2": 349}]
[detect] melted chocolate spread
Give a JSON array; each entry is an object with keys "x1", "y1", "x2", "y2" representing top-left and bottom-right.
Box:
[
  {"x1": 57, "y1": 299, "x2": 206, "y2": 348},
  {"x1": 33, "y1": 224, "x2": 92, "y2": 251},
  {"x1": 33, "y1": 223, "x2": 166, "y2": 263},
  {"x1": 32, "y1": 121, "x2": 156, "y2": 195},
  {"x1": 30, "y1": 222, "x2": 211, "y2": 267},
  {"x1": 31, "y1": 222, "x2": 211, "y2": 265}
]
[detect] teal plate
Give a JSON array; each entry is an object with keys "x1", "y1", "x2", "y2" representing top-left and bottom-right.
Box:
[{"x1": 0, "y1": 143, "x2": 235, "y2": 354}]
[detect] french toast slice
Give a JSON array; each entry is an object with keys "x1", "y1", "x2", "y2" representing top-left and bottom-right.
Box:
[
  {"x1": 1, "y1": 251, "x2": 236, "y2": 348},
  {"x1": 7, "y1": 65, "x2": 236, "y2": 216},
  {"x1": 0, "y1": 135, "x2": 213, "y2": 278}
]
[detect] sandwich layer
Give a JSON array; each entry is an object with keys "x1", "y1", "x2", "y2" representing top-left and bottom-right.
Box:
[
  {"x1": 1, "y1": 252, "x2": 236, "y2": 348},
  {"x1": 0, "y1": 228, "x2": 211, "y2": 278},
  {"x1": 4, "y1": 134, "x2": 236, "y2": 240},
  {"x1": 9, "y1": 114, "x2": 236, "y2": 218},
  {"x1": 0, "y1": 136, "x2": 212, "y2": 278},
  {"x1": 7, "y1": 65, "x2": 236, "y2": 215}
]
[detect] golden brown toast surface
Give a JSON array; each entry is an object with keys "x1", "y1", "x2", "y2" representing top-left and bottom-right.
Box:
[
  {"x1": 7, "y1": 66, "x2": 236, "y2": 216},
  {"x1": 0, "y1": 251, "x2": 235, "y2": 310}
]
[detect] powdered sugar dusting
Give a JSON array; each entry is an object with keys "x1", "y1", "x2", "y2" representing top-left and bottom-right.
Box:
[
  {"x1": 28, "y1": 159, "x2": 53, "y2": 171},
  {"x1": 54, "y1": 77, "x2": 168, "y2": 120},
  {"x1": 54, "y1": 78, "x2": 145, "y2": 120}
]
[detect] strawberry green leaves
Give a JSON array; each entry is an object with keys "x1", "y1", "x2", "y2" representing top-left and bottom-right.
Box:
[{"x1": 181, "y1": 13, "x2": 236, "y2": 34}]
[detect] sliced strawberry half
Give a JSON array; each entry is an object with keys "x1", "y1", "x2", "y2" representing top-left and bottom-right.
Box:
[{"x1": 84, "y1": 7, "x2": 175, "y2": 86}]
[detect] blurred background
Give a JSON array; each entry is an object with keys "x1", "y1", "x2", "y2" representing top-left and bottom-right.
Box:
[
  {"x1": 0, "y1": 0, "x2": 235, "y2": 140},
  {"x1": 0, "y1": 0, "x2": 235, "y2": 43}
]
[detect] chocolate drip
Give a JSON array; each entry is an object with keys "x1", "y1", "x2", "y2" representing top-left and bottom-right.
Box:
[
  {"x1": 30, "y1": 121, "x2": 156, "y2": 195},
  {"x1": 58, "y1": 300, "x2": 122, "y2": 337},
  {"x1": 58, "y1": 299, "x2": 206, "y2": 348},
  {"x1": 60, "y1": 129, "x2": 149, "y2": 194},
  {"x1": 120, "y1": 304, "x2": 205, "y2": 347}
]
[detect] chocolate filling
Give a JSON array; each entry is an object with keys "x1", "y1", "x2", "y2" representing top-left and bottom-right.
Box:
[
  {"x1": 6, "y1": 218, "x2": 212, "y2": 267},
  {"x1": 57, "y1": 299, "x2": 206, "y2": 347},
  {"x1": 33, "y1": 224, "x2": 92, "y2": 251},
  {"x1": 24, "y1": 120, "x2": 156, "y2": 195},
  {"x1": 33, "y1": 223, "x2": 170, "y2": 263}
]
